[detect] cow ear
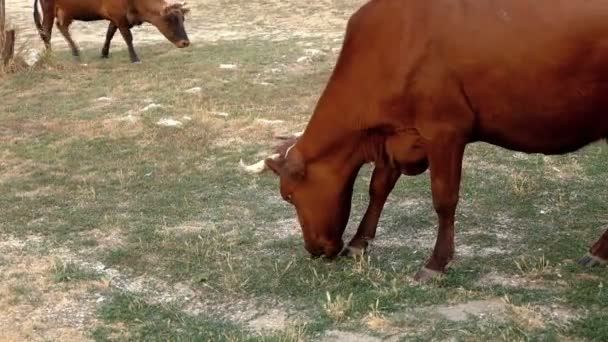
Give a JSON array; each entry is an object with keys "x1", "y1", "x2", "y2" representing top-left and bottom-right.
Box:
[
  {"x1": 161, "y1": 5, "x2": 172, "y2": 16},
  {"x1": 264, "y1": 157, "x2": 283, "y2": 176},
  {"x1": 182, "y1": 7, "x2": 190, "y2": 15},
  {"x1": 284, "y1": 148, "x2": 306, "y2": 181}
]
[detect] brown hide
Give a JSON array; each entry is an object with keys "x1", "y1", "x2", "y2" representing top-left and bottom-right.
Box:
[{"x1": 269, "y1": 0, "x2": 608, "y2": 276}]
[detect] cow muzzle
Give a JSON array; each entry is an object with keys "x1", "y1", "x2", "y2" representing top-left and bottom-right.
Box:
[
  {"x1": 305, "y1": 239, "x2": 344, "y2": 259},
  {"x1": 176, "y1": 40, "x2": 190, "y2": 48}
]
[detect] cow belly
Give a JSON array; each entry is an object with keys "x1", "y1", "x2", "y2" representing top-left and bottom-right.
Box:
[
  {"x1": 75, "y1": 14, "x2": 105, "y2": 21},
  {"x1": 54, "y1": 0, "x2": 107, "y2": 21},
  {"x1": 477, "y1": 111, "x2": 608, "y2": 155},
  {"x1": 463, "y1": 59, "x2": 608, "y2": 154}
]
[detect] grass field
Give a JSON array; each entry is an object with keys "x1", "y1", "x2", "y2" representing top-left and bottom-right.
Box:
[{"x1": 2, "y1": 6, "x2": 608, "y2": 341}]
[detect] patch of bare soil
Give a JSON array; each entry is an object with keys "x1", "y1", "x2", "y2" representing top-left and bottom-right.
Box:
[
  {"x1": 321, "y1": 330, "x2": 382, "y2": 342},
  {"x1": 477, "y1": 272, "x2": 548, "y2": 290},
  {"x1": 0, "y1": 232, "x2": 300, "y2": 339},
  {"x1": 183, "y1": 293, "x2": 301, "y2": 333},
  {"x1": 386, "y1": 298, "x2": 578, "y2": 338},
  {"x1": 0, "y1": 237, "x2": 101, "y2": 342},
  {"x1": 477, "y1": 271, "x2": 569, "y2": 291},
  {"x1": 0, "y1": 149, "x2": 50, "y2": 186},
  {"x1": 433, "y1": 299, "x2": 507, "y2": 322}
]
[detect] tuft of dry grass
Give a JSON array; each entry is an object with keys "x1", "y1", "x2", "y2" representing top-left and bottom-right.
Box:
[
  {"x1": 509, "y1": 171, "x2": 538, "y2": 197},
  {"x1": 323, "y1": 292, "x2": 353, "y2": 322},
  {"x1": 363, "y1": 299, "x2": 392, "y2": 331},
  {"x1": 514, "y1": 255, "x2": 552, "y2": 278}
]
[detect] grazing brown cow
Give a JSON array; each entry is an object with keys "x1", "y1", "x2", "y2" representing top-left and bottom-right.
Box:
[
  {"x1": 265, "y1": 0, "x2": 608, "y2": 281},
  {"x1": 33, "y1": 0, "x2": 190, "y2": 63}
]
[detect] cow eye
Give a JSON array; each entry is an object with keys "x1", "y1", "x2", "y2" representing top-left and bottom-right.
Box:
[
  {"x1": 285, "y1": 194, "x2": 293, "y2": 204},
  {"x1": 165, "y1": 14, "x2": 179, "y2": 24}
]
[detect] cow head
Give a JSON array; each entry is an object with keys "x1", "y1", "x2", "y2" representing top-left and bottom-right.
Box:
[
  {"x1": 264, "y1": 138, "x2": 362, "y2": 258},
  {"x1": 136, "y1": 1, "x2": 191, "y2": 48}
]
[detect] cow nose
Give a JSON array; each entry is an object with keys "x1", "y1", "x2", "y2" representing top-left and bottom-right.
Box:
[
  {"x1": 305, "y1": 241, "x2": 324, "y2": 258},
  {"x1": 177, "y1": 40, "x2": 190, "y2": 48},
  {"x1": 305, "y1": 239, "x2": 344, "y2": 259}
]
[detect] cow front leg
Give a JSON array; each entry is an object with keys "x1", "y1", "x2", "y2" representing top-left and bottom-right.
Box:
[
  {"x1": 117, "y1": 26, "x2": 140, "y2": 63},
  {"x1": 579, "y1": 228, "x2": 608, "y2": 267},
  {"x1": 55, "y1": 19, "x2": 80, "y2": 60},
  {"x1": 101, "y1": 23, "x2": 118, "y2": 58},
  {"x1": 342, "y1": 166, "x2": 400, "y2": 257},
  {"x1": 415, "y1": 138, "x2": 465, "y2": 282}
]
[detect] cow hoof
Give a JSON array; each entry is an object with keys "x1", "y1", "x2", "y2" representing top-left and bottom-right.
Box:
[
  {"x1": 101, "y1": 54, "x2": 109, "y2": 59},
  {"x1": 340, "y1": 246, "x2": 366, "y2": 258},
  {"x1": 578, "y1": 253, "x2": 607, "y2": 267},
  {"x1": 414, "y1": 267, "x2": 445, "y2": 282},
  {"x1": 132, "y1": 60, "x2": 142, "y2": 64}
]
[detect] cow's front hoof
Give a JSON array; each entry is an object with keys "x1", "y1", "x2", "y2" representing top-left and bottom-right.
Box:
[
  {"x1": 414, "y1": 267, "x2": 445, "y2": 282},
  {"x1": 101, "y1": 54, "x2": 109, "y2": 59},
  {"x1": 578, "y1": 253, "x2": 607, "y2": 267},
  {"x1": 132, "y1": 60, "x2": 142, "y2": 65},
  {"x1": 340, "y1": 245, "x2": 366, "y2": 258}
]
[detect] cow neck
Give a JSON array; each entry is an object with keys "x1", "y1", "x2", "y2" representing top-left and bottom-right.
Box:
[
  {"x1": 295, "y1": 105, "x2": 362, "y2": 165},
  {"x1": 295, "y1": 56, "x2": 373, "y2": 161}
]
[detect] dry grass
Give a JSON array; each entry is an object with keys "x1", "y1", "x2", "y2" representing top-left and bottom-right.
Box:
[
  {"x1": 0, "y1": 248, "x2": 103, "y2": 341},
  {"x1": 323, "y1": 292, "x2": 354, "y2": 322},
  {"x1": 514, "y1": 255, "x2": 552, "y2": 278},
  {"x1": 363, "y1": 299, "x2": 392, "y2": 331},
  {"x1": 509, "y1": 171, "x2": 539, "y2": 198}
]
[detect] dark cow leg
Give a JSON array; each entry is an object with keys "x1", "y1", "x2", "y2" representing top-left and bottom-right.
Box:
[
  {"x1": 101, "y1": 23, "x2": 118, "y2": 58},
  {"x1": 342, "y1": 166, "x2": 400, "y2": 257},
  {"x1": 415, "y1": 138, "x2": 465, "y2": 282},
  {"x1": 117, "y1": 26, "x2": 140, "y2": 63},
  {"x1": 579, "y1": 228, "x2": 608, "y2": 267},
  {"x1": 40, "y1": 0, "x2": 55, "y2": 49},
  {"x1": 55, "y1": 20, "x2": 80, "y2": 60}
]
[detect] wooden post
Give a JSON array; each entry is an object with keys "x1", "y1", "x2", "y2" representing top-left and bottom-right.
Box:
[
  {"x1": 0, "y1": 0, "x2": 5, "y2": 48},
  {"x1": 0, "y1": 0, "x2": 5, "y2": 41},
  {"x1": 2, "y1": 29, "x2": 14, "y2": 66},
  {"x1": 0, "y1": 0, "x2": 15, "y2": 67}
]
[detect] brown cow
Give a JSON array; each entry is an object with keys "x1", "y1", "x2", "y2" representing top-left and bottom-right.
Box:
[
  {"x1": 265, "y1": 0, "x2": 608, "y2": 281},
  {"x1": 33, "y1": 0, "x2": 190, "y2": 63}
]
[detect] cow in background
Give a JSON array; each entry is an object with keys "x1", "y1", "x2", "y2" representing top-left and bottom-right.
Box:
[{"x1": 33, "y1": 0, "x2": 190, "y2": 63}]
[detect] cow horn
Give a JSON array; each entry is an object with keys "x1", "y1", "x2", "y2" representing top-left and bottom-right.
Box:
[
  {"x1": 274, "y1": 131, "x2": 303, "y2": 140},
  {"x1": 240, "y1": 153, "x2": 280, "y2": 174},
  {"x1": 179, "y1": 1, "x2": 189, "y2": 14}
]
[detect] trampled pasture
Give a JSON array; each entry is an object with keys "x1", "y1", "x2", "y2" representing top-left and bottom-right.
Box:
[{"x1": 1, "y1": 0, "x2": 608, "y2": 341}]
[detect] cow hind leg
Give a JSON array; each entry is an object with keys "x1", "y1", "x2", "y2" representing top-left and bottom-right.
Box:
[
  {"x1": 55, "y1": 19, "x2": 80, "y2": 60},
  {"x1": 342, "y1": 166, "x2": 400, "y2": 257},
  {"x1": 415, "y1": 136, "x2": 465, "y2": 282},
  {"x1": 117, "y1": 26, "x2": 140, "y2": 63},
  {"x1": 579, "y1": 228, "x2": 608, "y2": 267},
  {"x1": 101, "y1": 23, "x2": 118, "y2": 58},
  {"x1": 39, "y1": 1, "x2": 54, "y2": 49}
]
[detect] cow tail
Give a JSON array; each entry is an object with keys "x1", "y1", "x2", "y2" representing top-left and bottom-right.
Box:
[{"x1": 33, "y1": 0, "x2": 44, "y2": 39}]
